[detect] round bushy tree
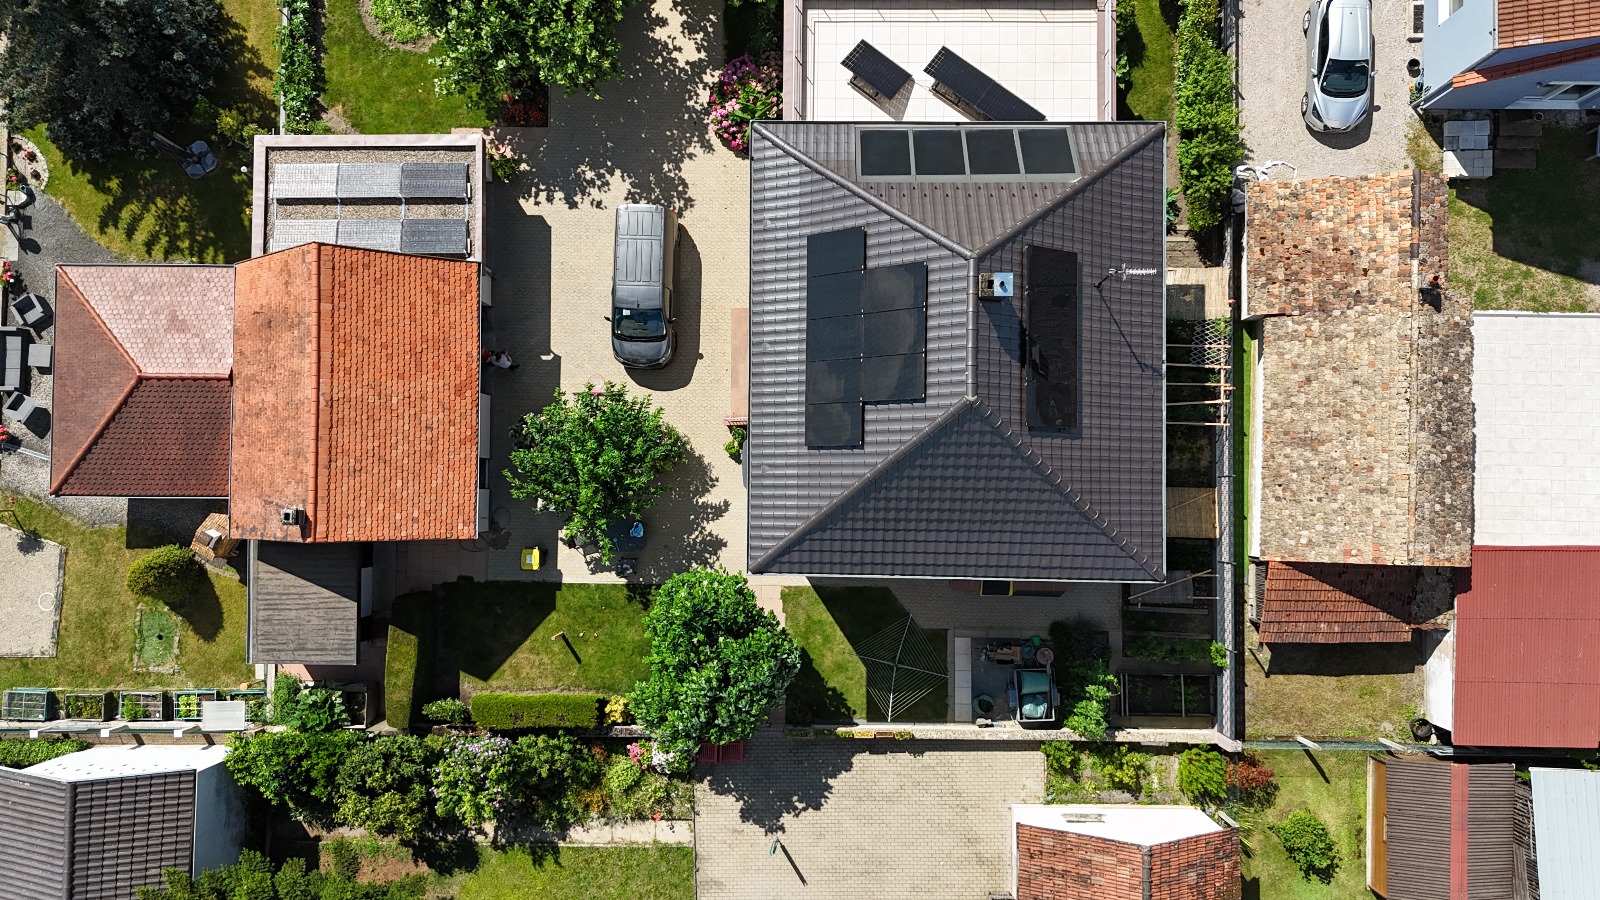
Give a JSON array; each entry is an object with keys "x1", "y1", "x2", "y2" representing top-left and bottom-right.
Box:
[
  {"x1": 1271, "y1": 809, "x2": 1341, "y2": 883},
  {"x1": 335, "y1": 735, "x2": 435, "y2": 840},
  {"x1": 629, "y1": 568, "x2": 801, "y2": 767},
  {"x1": 1176, "y1": 747, "x2": 1227, "y2": 804},
  {"x1": 505, "y1": 382, "x2": 688, "y2": 561},
  {"x1": 223, "y1": 730, "x2": 361, "y2": 827},
  {"x1": 126, "y1": 544, "x2": 205, "y2": 608},
  {"x1": 0, "y1": 0, "x2": 228, "y2": 160}
]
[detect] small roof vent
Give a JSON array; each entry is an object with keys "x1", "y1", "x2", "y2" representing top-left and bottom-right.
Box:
[{"x1": 280, "y1": 507, "x2": 304, "y2": 526}]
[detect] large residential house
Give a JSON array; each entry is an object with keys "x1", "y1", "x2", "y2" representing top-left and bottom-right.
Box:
[{"x1": 1419, "y1": 0, "x2": 1600, "y2": 109}]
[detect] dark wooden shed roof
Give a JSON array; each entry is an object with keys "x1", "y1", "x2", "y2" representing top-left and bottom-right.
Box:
[
  {"x1": 1380, "y1": 757, "x2": 1516, "y2": 900},
  {"x1": 247, "y1": 540, "x2": 361, "y2": 666}
]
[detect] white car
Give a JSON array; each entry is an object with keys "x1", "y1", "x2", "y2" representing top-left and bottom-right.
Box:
[{"x1": 1302, "y1": 0, "x2": 1373, "y2": 133}]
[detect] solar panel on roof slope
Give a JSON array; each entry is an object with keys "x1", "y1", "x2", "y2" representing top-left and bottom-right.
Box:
[
  {"x1": 862, "y1": 307, "x2": 925, "y2": 357},
  {"x1": 807, "y1": 314, "x2": 863, "y2": 361},
  {"x1": 809, "y1": 270, "x2": 865, "y2": 318},
  {"x1": 806, "y1": 401, "x2": 863, "y2": 447},
  {"x1": 863, "y1": 263, "x2": 926, "y2": 312},
  {"x1": 858, "y1": 131, "x2": 913, "y2": 177},
  {"x1": 1024, "y1": 246, "x2": 1080, "y2": 429},
  {"x1": 861, "y1": 352, "x2": 924, "y2": 402},
  {"x1": 965, "y1": 129, "x2": 1022, "y2": 175},
  {"x1": 843, "y1": 40, "x2": 912, "y2": 99},
  {"x1": 924, "y1": 47, "x2": 1045, "y2": 122},
  {"x1": 806, "y1": 228, "x2": 866, "y2": 277},
  {"x1": 1018, "y1": 128, "x2": 1076, "y2": 175},
  {"x1": 912, "y1": 130, "x2": 966, "y2": 175},
  {"x1": 808, "y1": 358, "x2": 862, "y2": 403}
]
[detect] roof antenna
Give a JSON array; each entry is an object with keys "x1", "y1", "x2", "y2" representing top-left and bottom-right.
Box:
[{"x1": 1095, "y1": 263, "x2": 1160, "y2": 288}]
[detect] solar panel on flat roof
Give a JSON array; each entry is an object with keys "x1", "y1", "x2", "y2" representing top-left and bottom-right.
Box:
[
  {"x1": 862, "y1": 308, "x2": 926, "y2": 357},
  {"x1": 924, "y1": 47, "x2": 1046, "y2": 122},
  {"x1": 862, "y1": 263, "x2": 926, "y2": 313},
  {"x1": 843, "y1": 40, "x2": 912, "y2": 100},
  {"x1": 1018, "y1": 128, "x2": 1077, "y2": 176},
  {"x1": 858, "y1": 130, "x2": 913, "y2": 177},
  {"x1": 272, "y1": 164, "x2": 340, "y2": 199},
  {"x1": 913, "y1": 130, "x2": 966, "y2": 176},
  {"x1": 806, "y1": 228, "x2": 866, "y2": 278},
  {"x1": 861, "y1": 352, "x2": 925, "y2": 402},
  {"x1": 400, "y1": 218, "x2": 469, "y2": 256},
  {"x1": 336, "y1": 219, "x2": 403, "y2": 252},
  {"x1": 269, "y1": 218, "x2": 338, "y2": 252},
  {"x1": 399, "y1": 162, "x2": 470, "y2": 198},
  {"x1": 809, "y1": 270, "x2": 866, "y2": 318},
  {"x1": 807, "y1": 358, "x2": 863, "y2": 404},
  {"x1": 336, "y1": 163, "x2": 404, "y2": 198},
  {"x1": 1024, "y1": 246, "x2": 1080, "y2": 429},
  {"x1": 807, "y1": 314, "x2": 863, "y2": 361},
  {"x1": 805, "y1": 402, "x2": 863, "y2": 448},
  {"x1": 965, "y1": 130, "x2": 1022, "y2": 175}
]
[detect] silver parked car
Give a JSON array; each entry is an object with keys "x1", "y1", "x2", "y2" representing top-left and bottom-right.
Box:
[
  {"x1": 1302, "y1": 0, "x2": 1373, "y2": 133},
  {"x1": 608, "y1": 204, "x2": 677, "y2": 369}
]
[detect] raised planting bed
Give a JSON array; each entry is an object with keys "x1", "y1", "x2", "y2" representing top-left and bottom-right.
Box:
[
  {"x1": 229, "y1": 689, "x2": 268, "y2": 723},
  {"x1": 341, "y1": 685, "x2": 370, "y2": 727},
  {"x1": 59, "y1": 692, "x2": 111, "y2": 721},
  {"x1": 173, "y1": 689, "x2": 219, "y2": 721},
  {"x1": 2, "y1": 688, "x2": 52, "y2": 722},
  {"x1": 118, "y1": 691, "x2": 165, "y2": 722},
  {"x1": 1118, "y1": 673, "x2": 1214, "y2": 718},
  {"x1": 1122, "y1": 607, "x2": 1213, "y2": 637}
]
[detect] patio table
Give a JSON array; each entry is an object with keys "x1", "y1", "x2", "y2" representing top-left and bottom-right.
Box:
[{"x1": 1, "y1": 328, "x2": 23, "y2": 391}]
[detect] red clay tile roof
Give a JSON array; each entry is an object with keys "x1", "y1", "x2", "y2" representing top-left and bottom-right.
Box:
[
  {"x1": 230, "y1": 244, "x2": 481, "y2": 543},
  {"x1": 1497, "y1": 0, "x2": 1600, "y2": 48},
  {"x1": 1454, "y1": 39, "x2": 1600, "y2": 86},
  {"x1": 1258, "y1": 562, "x2": 1419, "y2": 643},
  {"x1": 50, "y1": 265, "x2": 234, "y2": 497},
  {"x1": 1453, "y1": 547, "x2": 1600, "y2": 749}
]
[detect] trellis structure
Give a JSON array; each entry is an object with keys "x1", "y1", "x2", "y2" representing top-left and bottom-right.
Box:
[{"x1": 854, "y1": 616, "x2": 947, "y2": 722}]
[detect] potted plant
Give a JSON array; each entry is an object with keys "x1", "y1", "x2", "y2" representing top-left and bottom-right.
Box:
[
  {"x1": 60, "y1": 691, "x2": 110, "y2": 721},
  {"x1": 118, "y1": 690, "x2": 165, "y2": 721},
  {"x1": 173, "y1": 689, "x2": 218, "y2": 721}
]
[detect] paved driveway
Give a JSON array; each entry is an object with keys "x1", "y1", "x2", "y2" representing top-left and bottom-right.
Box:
[
  {"x1": 1238, "y1": 0, "x2": 1414, "y2": 177},
  {"x1": 477, "y1": 0, "x2": 749, "y2": 584},
  {"x1": 695, "y1": 731, "x2": 1045, "y2": 899}
]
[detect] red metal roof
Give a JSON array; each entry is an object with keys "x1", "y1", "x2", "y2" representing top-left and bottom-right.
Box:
[
  {"x1": 1258, "y1": 561, "x2": 1419, "y2": 643},
  {"x1": 1453, "y1": 547, "x2": 1600, "y2": 748}
]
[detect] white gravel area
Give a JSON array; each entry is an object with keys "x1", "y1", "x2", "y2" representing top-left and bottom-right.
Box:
[
  {"x1": 0, "y1": 523, "x2": 64, "y2": 657},
  {"x1": 1238, "y1": 0, "x2": 1415, "y2": 178}
]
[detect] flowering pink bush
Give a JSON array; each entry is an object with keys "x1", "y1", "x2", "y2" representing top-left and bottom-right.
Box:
[{"x1": 708, "y1": 52, "x2": 781, "y2": 153}]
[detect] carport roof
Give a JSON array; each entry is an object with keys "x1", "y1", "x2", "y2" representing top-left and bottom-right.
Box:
[{"x1": 746, "y1": 120, "x2": 1167, "y2": 581}]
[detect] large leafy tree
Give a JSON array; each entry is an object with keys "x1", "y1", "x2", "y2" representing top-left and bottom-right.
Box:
[
  {"x1": 399, "y1": 0, "x2": 639, "y2": 109},
  {"x1": 629, "y1": 568, "x2": 801, "y2": 767},
  {"x1": 0, "y1": 0, "x2": 227, "y2": 160},
  {"x1": 223, "y1": 730, "x2": 361, "y2": 827},
  {"x1": 334, "y1": 735, "x2": 435, "y2": 841},
  {"x1": 505, "y1": 382, "x2": 688, "y2": 560}
]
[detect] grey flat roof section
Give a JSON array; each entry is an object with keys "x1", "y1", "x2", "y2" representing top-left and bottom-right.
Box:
[
  {"x1": 746, "y1": 120, "x2": 1166, "y2": 582},
  {"x1": 248, "y1": 540, "x2": 360, "y2": 665},
  {"x1": 1531, "y1": 768, "x2": 1600, "y2": 900}
]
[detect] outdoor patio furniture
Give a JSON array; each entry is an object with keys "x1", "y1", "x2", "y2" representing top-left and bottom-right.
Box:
[
  {"x1": 10, "y1": 292, "x2": 48, "y2": 329},
  {"x1": 3, "y1": 390, "x2": 39, "y2": 425},
  {"x1": 27, "y1": 342, "x2": 50, "y2": 371},
  {"x1": 1, "y1": 328, "x2": 23, "y2": 391}
]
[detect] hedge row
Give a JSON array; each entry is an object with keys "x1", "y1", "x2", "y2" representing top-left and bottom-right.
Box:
[
  {"x1": 383, "y1": 593, "x2": 435, "y2": 730},
  {"x1": 470, "y1": 692, "x2": 605, "y2": 731},
  {"x1": 0, "y1": 738, "x2": 90, "y2": 769},
  {"x1": 1174, "y1": 0, "x2": 1245, "y2": 232},
  {"x1": 275, "y1": 0, "x2": 325, "y2": 133}
]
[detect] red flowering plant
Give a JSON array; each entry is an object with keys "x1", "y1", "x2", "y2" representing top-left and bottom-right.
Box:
[
  {"x1": 1225, "y1": 753, "x2": 1277, "y2": 808},
  {"x1": 708, "y1": 52, "x2": 781, "y2": 154},
  {"x1": 498, "y1": 82, "x2": 549, "y2": 127},
  {"x1": 5, "y1": 171, "x2": 17, "y2": 189},
  {"x1": 0, "y1": 261, "x2": 14, "y2": 284}
]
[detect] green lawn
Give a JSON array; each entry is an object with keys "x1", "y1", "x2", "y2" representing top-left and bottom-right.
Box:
[
  {"x1": 1123, "y1": 0, "x2": 1177, "y2": 125},
  {"x1": 1241, "y1": 750, "x2": 1371, "y2": 900},
  {"x1": 28, "y1": 0, "x2": 275, "y2": 262},
  {"x1": 1449, "y1": 126, "x2": 1599, "y2": 312},
  {"x1": 782, "y1": 586, "x2": 948, "y2": 723},
  {"x1": 427, "y1": 582, "x2": 651, "y2": 699},
  {"x1": 443, "y1": 845, "x2": 693, "y2": 900},
  {"x1": 321, "y1": 0, "x2": 489, "y2": 134},
  {"x1": 1243, "y1": 624, "x2": 1420, "y2": 741},
  {"x1": 0, "y1": 499, "x2": 252, "y2": 694}
]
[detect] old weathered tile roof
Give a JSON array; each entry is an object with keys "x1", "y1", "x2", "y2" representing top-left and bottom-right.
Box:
[
  {"x1": 230, "y1": 244, "x2": 480, "y2": 543},
  {"x1": 1496, "y1": 0, "x2": 1600, "y2": 48},
  {"x1": 746, "y1": 121, "x2": 1168, "y2": 581},
  {"x1": 1247, "y1": 171, "x2": 1473, "y2": 568},
  {"x1": 50, "y1": 265, "x2": 235, "y2": 497},
  {"x1": 1257, "y1": 561, "x2": 1418, "y2": 643}
]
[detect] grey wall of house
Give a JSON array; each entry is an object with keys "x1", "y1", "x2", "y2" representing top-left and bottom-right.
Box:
[
  {"x1": 1424, "y1": 52, "x2": 1600, "y2": 108},
  {"x1": 191, "y1": 763, "x2": 248, "y2": 877},
  {"x1": 1422, "y1": 0, "x2": 1495, "y2": 91}
]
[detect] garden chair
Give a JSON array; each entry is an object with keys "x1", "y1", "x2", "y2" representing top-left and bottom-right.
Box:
[
  {"x1": 3, "y1": 390, "x2": 39, "y2": 425},
  {"x1": 10, "y1": 292, "x2": 48, "y2": 329}
]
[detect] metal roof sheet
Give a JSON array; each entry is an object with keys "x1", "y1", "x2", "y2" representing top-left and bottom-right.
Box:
[
  {"x1": 1530, "y1": 767, "x2": 1600, "y2": 899},
  {"x1": 1453, "y1": 547, "x2": 1600, "y2": 748}
]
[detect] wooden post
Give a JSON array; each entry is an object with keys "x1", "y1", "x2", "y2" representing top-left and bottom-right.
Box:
[{"x1": 1295, "y1": 735, "x2": 1323, "y2": 752}]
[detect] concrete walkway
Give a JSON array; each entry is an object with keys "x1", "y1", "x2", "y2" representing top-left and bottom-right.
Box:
[{"x1": 694, "y1": 729, "x2": 1044, "y2": 899}]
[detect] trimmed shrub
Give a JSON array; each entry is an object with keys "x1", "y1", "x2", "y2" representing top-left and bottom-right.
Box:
[
  {"x1": 1271, "y1": 809, "x2": 1340, "y2": 882},
  {"x1": 1177, "y1": 747, "x2": 1227, "y2": 803},
  {"x1": 1173, "y1": 0, "x2": 1244, "y2": 232},
  {"x1": 275, "y1": 0, "x2": 325, "y2": 134},
  {"x1": 125, "y1": 545, "x2": 204, "y2": 606},
  {"x1": 422, "y1": 698, "x2": 472, "y2": 726},
  {"x1": 470, "y1": 692, "x2": 605, "y2": 731},
  {"x1": 384, "y1": 592, "x2": 434, "y2": 730},
  {"x1": 0, "y1": 738, "x2": 90, "y2": 769}
]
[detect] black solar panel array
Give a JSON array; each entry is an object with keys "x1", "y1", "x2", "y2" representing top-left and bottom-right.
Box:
[
  {"x1": 924, "y1": 46, "x2": 1046, "y2": 122},
  {"x1": 843, "y1": 40, "x2": 912, "y2": 100},
  {"x1": 1023, "y1": 246, "x2": 1080, "y2": 429},
  {"x1": 804, "y1": 228, "x2": 928, "y2": 447}
]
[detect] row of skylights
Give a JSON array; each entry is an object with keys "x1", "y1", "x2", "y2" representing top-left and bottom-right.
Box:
[{"x1": 858, "y1": 127, "x2": 1077, "y2": 182}]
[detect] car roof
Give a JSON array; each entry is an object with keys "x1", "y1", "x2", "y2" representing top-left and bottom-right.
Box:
[{"x1": 1325, "y1": 0, "x2": 1371, "y2": 60}]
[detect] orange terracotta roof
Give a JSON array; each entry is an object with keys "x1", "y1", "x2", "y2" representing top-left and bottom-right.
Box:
[
  {"x1": 50, "y1": 265, "x2": 234, "y2": 497},
  {"x1": 230, "y1": 244, "x2": 480, "y2": 543},
  {"x1": 1454, "y1": 39, "x2": 1600, "y2": 86},
  {"x1": 1257, "y1": 561, "x2": 1418, "y2": 643},
  {"x1": 1497, "y1": 0, "x2": 1600, "y2": 47}
]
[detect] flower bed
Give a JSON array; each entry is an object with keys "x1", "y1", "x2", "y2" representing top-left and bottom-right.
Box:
[
  {"x1": 7, "y1": 135, "x2": 49, "y2": 189},
  {"x1": 60, "y1": 692, "x2": 110, "y2": 721},
  {"x1": 708, "y1": 52, "x2": 781, "y2": 154},
  {"x1": 230, "y1": 689, "x2": 268, "y2": 722},
  {"x1": 174, "y1": 689, "x2": 218, "y2": 721},
  {"x1": 118, "y1": 690, "x2": 165, "y2": 721}
]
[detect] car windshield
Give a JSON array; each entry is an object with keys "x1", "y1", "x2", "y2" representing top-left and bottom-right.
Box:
[
  {"x1": 613, "y1": 307, "x2": 666, "y2": 340},
  {"x1": 1321, "y1": 58, "x2": 1370, "y2": 99}
]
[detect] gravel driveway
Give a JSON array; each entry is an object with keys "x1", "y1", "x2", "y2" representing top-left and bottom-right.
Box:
[{"x1": 1239, "y1": 0, "x2": 1414, "y2": 178}]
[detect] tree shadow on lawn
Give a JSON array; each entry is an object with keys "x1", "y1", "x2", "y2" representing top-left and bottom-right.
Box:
[
  {"x1": 431, "y1": 582, "x2": 559, "y2": 691},
  {"x1": 509, "y1": 0, "x2": 718, "y2": 212},
  {"x1": 785, "y1": 647, "x2": 855, "y2": 725}
]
